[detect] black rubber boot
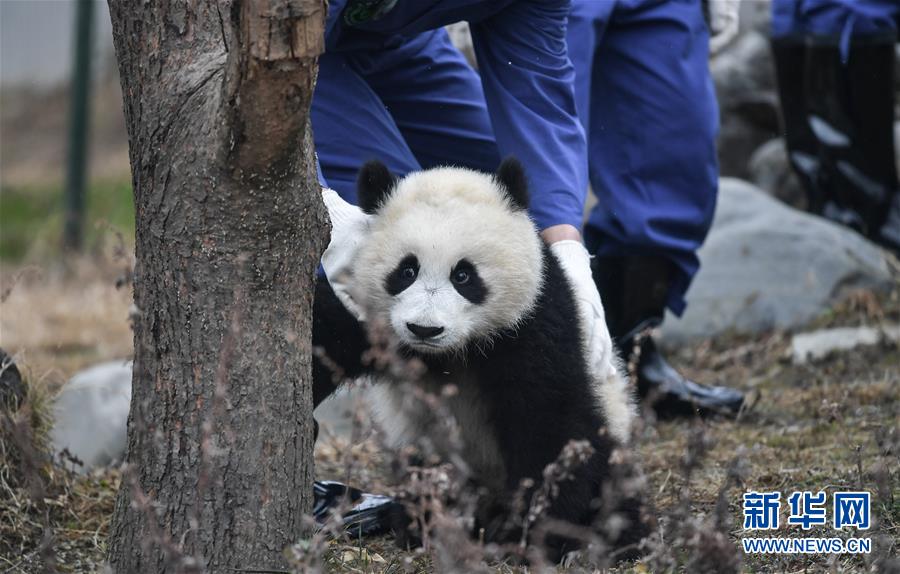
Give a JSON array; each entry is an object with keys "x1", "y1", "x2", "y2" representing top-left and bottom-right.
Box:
[
  {"x1": 592, "y1": 256, "x2": 745, "y2": 418},
  {"x1": 313, "y1": 480, "x2": 400, "y2": 537},
  {"x1": 771, "y1": 36, "x2": 821, "y2": 211},
  {"x1": 774, "y1": 32, "x2": 899, "y2": 254}
]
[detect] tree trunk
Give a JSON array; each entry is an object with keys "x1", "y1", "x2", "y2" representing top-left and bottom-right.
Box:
[{"x1": 106, "y1": 1, "x2": 328, "y2": 572}]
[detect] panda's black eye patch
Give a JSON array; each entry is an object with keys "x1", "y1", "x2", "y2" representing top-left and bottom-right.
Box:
[
  {"x1": 385, "y1": 255, "x2": 419, "y2": 296},
  {"x1": 451, "y1": 259, "x2": 487, "y2": 304}
]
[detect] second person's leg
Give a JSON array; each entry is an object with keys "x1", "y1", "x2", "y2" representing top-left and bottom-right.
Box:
[{"x1": 572, "y1": 0, "x2": 743, "y2": 416}]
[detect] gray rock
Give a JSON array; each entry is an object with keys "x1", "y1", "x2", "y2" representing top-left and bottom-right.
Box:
[
  {"x1": 712, "y1": 31, "x2": 776, "y2": 109},
  {"x1": 738, "y1": 0, "x2": 771, "y2": 35},
  {"x1": 748, "y1": 138, "x2": 807, "y2": 210},
  {"x1": 49, "y1": 360, "x2": 363, "y2": 470},
  {"x1": 791, "y1": 325, "x2": 900, "y2": 364},
  {"x1": 50, "y1": 361, "x2": 132, "y2": 473},
  {"x1": 661, "y1": 178, "x2": 897, "y2": 343},
  {"x1": 712, "y1": 31, "x2": 780, "y2": 176},
  {"x1": 717, "y1": 115, "x2": 779, "y2": 178}
]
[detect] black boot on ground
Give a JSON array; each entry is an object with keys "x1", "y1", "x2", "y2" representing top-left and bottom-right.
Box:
[
  {"x1": 313, "y1": 480, "x2": 400, "y2": 537},
  {"x1": 592, "y1": 256, "x2": 745, "y2": 418}
]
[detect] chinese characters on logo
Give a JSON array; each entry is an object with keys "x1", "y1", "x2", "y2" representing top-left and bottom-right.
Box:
[
  {"x1": 788, "y1": 491, "x2": 827, "y2": 529},
  {"x1": 743, "y1": 491, "x2": 781, "y2": 530},
  {"x1": 742, "y1": 490, "x2": 870, "y2": 531},
  {"x1": 833, "y1": 492, "x2": 870, "y2": 530}
]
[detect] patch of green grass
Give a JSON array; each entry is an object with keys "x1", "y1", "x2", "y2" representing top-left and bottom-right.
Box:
[{"x1": 0, "y1": 180, "x2": 134, "y2": 261}]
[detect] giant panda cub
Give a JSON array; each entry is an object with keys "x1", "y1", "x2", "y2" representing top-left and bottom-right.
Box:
[{"x1": 313, "y1": 158, "x2": 648, "y2": 560}]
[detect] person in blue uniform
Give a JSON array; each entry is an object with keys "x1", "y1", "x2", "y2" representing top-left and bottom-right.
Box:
[
  {"x1": 566, "y1": 0, "x2": 744, "y2": 416},
  {"x1": 314, "y1": 0, "x2": 744, "y2": 416},
  {"x1": 771, "y1": 0, "x2": 899, "y2": 254},
  {"x1": 314, "y1": 0, "x2": 583, "y2": 235}
]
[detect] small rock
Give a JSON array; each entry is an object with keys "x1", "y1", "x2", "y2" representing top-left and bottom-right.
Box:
[
  {"x1": 48, "y1": 359, "x2": 361, "y2": 471},
  {"x1": 661, "y1": 179, "x2": 897, "y2": 343},
  {"x1": 717, "y1": 116, "x2": 779, "y2": 178},
  {"x1": 737, "y1": 0, "x2": 771, "y2": 35},
  {"x1": 748, "y1": 138, "x2": 807, "y2": 210},
  {"x1": 712, "y1": 31, "x2": 780, "y2": 177},
  {"x1": 50, "y1": 361, "x2": 132, "y2": 473},
  {"x1": 712, "y1": 31, "x2": 777, "y2": 111},
  {"x1": 791, "y1": 325, "x2": 900, "y2": 364}
]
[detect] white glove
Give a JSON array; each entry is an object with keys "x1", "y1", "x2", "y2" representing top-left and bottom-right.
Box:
[
  {"x1": 708, "y1": 0, "x2": 740, "y2": 56},
  {"x1": 321, "y1": 188, "x2": 371, "y2": 321},
  {"x1": 550, "y1": 240, "x2": 634, "y2": 442},
  {"x1": 549, "y1": 240, "x2": 618, "y2": 380}
]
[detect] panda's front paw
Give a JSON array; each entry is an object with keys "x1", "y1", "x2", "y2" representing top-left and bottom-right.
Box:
[{"x1": 386, "y1": 501, "x2": 424, "y2": 551}]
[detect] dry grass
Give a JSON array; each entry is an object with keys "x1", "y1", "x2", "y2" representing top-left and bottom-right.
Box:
[
  {"x1": 1, "y1": 250, "x2": 132, "y2": 573},
  {"x1": 1, "y1": 256, "x2": 898, "y2": 573},
  {"x1": 0, "y1": 252, "x2": 134, "y2": 384}
]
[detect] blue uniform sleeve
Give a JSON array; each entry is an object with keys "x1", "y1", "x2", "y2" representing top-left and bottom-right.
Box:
[{"x1": 470, "y1": 0, "x2": 588, "y2": 231}]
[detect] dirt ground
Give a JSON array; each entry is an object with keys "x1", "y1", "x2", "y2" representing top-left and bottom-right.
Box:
[{"x1": 1, "y1": 256, "x2": 898, "y2": 573}]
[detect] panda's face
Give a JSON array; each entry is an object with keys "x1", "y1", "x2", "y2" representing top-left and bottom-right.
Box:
[
  {"x1": 353, "y1": 164, "x2": 544, "y2": 355},
  {"x1": 376, "y1": 248, "x2": 490, "y2": 354}
]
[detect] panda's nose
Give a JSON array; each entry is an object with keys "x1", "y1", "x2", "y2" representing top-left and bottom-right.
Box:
[{"x1": 407, "y1": 323, "x2": 445, "y2": 339}]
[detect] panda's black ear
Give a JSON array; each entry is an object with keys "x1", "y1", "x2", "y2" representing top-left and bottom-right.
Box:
[
  {"x1": 494, "y1": 156, "x2": 529, "y2": 211},
  {"x1": 357, "y1": 160, "x2": 397, "y2": 214}
]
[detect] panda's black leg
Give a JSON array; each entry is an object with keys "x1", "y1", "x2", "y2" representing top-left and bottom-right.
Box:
[
  {"x1": 387, "y1": 501, "x2": 423, "y2": 551},
  {"x1": 311, "y1": 278, "x2": 393, "y2": 536},
  {"x1": 484, "y1": 392, "x2": 604, "y2": 553},
  {"x1": 312, "y1": 277, "x2": 374, "y2": 444},
  {"x1": 312, "y1": 278, "x2": 373, "y2": 410},
  {"x1": 313, "y1": 359, "x2": 339, "y2": 412}
]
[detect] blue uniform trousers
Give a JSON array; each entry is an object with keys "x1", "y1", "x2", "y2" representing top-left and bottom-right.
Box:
[
  {"x1": 313, "y1": 0, "x2": 719, "y2": 315},
  {"x1": 772, "y1": 0, "x2": 899, "y2": 61},
  {"x1": 314, "y1": 0, "x2": 585, "y2": 231},
  {"x1": 312, "y1": 28, "x2": 500, "y2": 207},
  {"x1": 772, "y1": 0, "x2": 898, "y2": 37},
  {"x1": 569, "y1": 0, "x2": 719, "y2": 315}
]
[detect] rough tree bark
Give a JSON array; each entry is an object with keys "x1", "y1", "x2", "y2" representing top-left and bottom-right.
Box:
[{"x1": 106, "y1": 1, "x2": 328, "y2": 571}]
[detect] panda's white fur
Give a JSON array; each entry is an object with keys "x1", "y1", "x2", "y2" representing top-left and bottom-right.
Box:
[
  {"x1": 593, "y1": 368, "x2": 634, "y2": 443},
  {"x1": 368, "y1": 377, "x2": 508, "y2": 491}
]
